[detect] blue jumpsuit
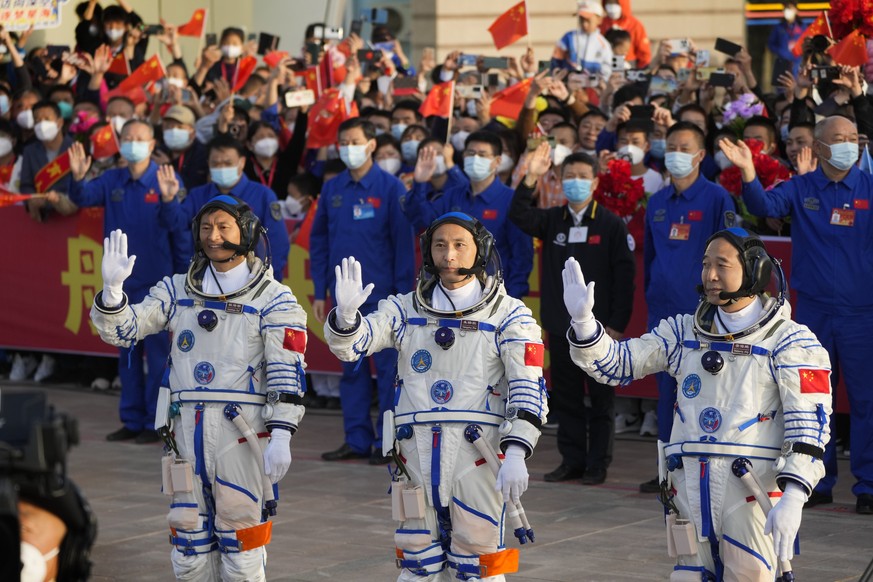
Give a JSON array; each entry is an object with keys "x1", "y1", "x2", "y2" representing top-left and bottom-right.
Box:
[
  {"x1": 743, "y1": 166, "x2": 873, "y2": 498},
  {"x1": 69, "y1": 162, "x2": 191, "y2": 432},
  {"x1": 403, "y1": 178, "x2": 534, "y2": 299},
  {"x1": 310, "y1": 163, "x2": 415, "y2": 455},
  {"x1": 644, "y1": 175, "x2": 736, "y2": 440},
  {"x1": 182, "y1": 174, "x2": 291, "y2": 279}
]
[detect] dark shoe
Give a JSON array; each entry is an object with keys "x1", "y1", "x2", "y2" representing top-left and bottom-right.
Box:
[
  {"x1": 369, "y1": 450, "x2": 392, "y2": 465},
  {"x1": 106, "y1": 426, "x2": 141, "y2": 441},
  {"x1": 321, "y1": 443, "x2": 369, "y2": 461},
  {"x1": 324, "y1": 397, "x2": 341, "y2": 410},
  {"x1": 804, "y1": 490, "x2": 833, "y2": 508},
  {"x1": 639, "y1": 477, "x2": 661, "y2": 494},
  {"x1": 581, "y1": 467, "x2": 607, "y2": 485},
  {"x1": 135, "y1": 429, "x2": 161, "y2": 444},
  {"x1": 544, "y1": 463, "x2": 586, "y2": 482},
  {"x1": 855, "y1": 494, "x2": 873, "y2": 514}
]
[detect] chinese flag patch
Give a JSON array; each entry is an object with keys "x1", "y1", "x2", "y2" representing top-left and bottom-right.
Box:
[
  {"x1": 366, "y1": 196, "x2": 382, "y2": 208},
  {"x1": 283, "y1": 328, "x2": 307, "y2": 353},
  {"x1": 482, "y1": 209, "x2": 498, "y2": 220},
  {"x1": 524, "y1": 342, "x2": 544, "y2": 366},
  {"x1": 798, "y1": 368, "x2": 829, "y2": 394},
  {"x1": 854, "y1": 199, "x2": 869, "y2": 210},
  {"x1": 588, "y1": 235, "x2": 601, "y2": 244},
  {"x1": 145, "y1": 191, "x2": 159, "y2": 203},
  {"x1": 687, "y1": 210, "x2": 702, "y2": 221}
]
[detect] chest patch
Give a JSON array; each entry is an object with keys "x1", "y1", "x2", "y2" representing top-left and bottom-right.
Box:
[
  {"x1": 682, "y1": 373, "x2": 701, "y2": 398},
  {"x1": 411, "y1": 349, "x2": 432, "y2": 373},
  {"x1": 699, "y1": 407, "x2": 722, "y2": 433},
  {"x1": 430, "y1": 380, "x2": 453, "y2": 404},
  {"x1": 177, "y1": 330, "x2": 195, "y2": 352},
  {"x1": 194, "y1": 361, "x2": 215, "y2": 385}
]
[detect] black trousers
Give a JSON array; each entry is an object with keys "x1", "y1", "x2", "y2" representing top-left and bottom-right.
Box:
[{"x1": 548, "y1": 331, "x2": 615, "y2": 471}]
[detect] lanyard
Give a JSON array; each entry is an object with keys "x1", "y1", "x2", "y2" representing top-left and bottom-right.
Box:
[{"x1": 253, "y1": 158, "x2": 277, "y2": 188}]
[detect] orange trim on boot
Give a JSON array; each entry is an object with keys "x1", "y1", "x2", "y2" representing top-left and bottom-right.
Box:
[
  {"x1": 236, "y1": 521, "x2": 273, "y2": 551},
  {"x1": 479, "y1": 548, "x2": 519, "y2": 576}
]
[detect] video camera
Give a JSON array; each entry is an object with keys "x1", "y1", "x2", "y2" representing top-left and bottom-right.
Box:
[{"x1": 0, "y1": 391, "x2": 95, "y2": 582}]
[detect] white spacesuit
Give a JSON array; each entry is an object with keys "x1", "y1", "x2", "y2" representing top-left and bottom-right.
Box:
[
  {"x1": 91, "y1": 196, "x2": 306, "y2": 581},
  {"x1": 564, "y1": 228, "x2": 832, "y2": 581},
  {"x1": 325, "y1": 213, "x2": 548, "y2": 581}
]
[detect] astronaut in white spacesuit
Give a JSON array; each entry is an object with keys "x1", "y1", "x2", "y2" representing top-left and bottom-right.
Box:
[
  {"x1": 563, "y1": 228, "x2": 832, "y2": 582},
  {"x1": 325, "y1": 212, "x2": 549, "y2": 581},
  {"x1": 91, "y1": 195, "x2": 306, "y2": 582}
]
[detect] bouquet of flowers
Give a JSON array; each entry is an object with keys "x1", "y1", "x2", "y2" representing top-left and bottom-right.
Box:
[
  {"x1": 718, "y1": 139, "x2": 792, "y2": 198},
  {"x1": 593, "y1": 158, "x2": 645, "y2": 218},
  {"x1": 721, "y1": 93, "x2": 765, "y2": 138}
]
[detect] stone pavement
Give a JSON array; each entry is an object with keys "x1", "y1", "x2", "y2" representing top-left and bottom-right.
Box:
[{"x1": 4, "y1": 382, "x2": 872, "y2": 581}]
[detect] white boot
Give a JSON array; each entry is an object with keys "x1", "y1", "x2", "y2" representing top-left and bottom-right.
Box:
[{"x1": 33, "y1": 355, "x2": 56, "y2": 382}]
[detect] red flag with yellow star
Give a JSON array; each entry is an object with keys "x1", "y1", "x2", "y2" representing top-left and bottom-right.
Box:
[
  {"x1": 488, "y1": 1, "x2": 529, "y2": 50},
  {"x1": 305, "y1": 88, "x2": 356, "y2": 149},
  {"x1": 828, "y1": 29, "x2": 869, "y2": 67},
  {"x1": 263, "y1": 50, "x2": 290, "y2": 69},
  {"x1": 0, "y1": 191, "x2": 35, "y2": 208},
  {"x1": 798, "y1": 368, "x2": 830, "y2": 394},
  {"x1": 33, "y1": 150, "x2": 71, "y2": 193},
  {"x1": 283, "y1": 327, "x2": 307, "y2": 353},
  {"x1": 791, "y1": 11, "x2": 829, "y2": 57},
  {"x1": 107, "y1": 52, "x2": 130, "y2": 76},
  {"x1": 524, "y1": 342, "x2": 544, "y2": 367},
  {"x1": 232, "y1": 56, "x2": 258, "y2": 93},
  {"x1": 302, "y1": 66, "x2": 321, "y2": 98},
  {"x1": 115, "y1": 55, "x2": 165, "y2": 95},
  {"x1": 419, "y1": 81, "x2": 454, "y2": 118},
  {"x1": 177, "y1": 9, "x2": 207, "y2": 38},
  {"x1": 90, "y1": 123, "x2": 120, "y2": 159},
  {"x1": 489, "y1": 77, "x2": 533, "y2": 119}
]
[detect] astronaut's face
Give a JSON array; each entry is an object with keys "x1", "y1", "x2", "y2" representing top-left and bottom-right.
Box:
[
  {"x1": 431, "y1": 223, "x2": 477, "y2": 290},
  {"x1": 701, "y1": 238, "x2": 745, "y2": 307},
  {"x1": 200, "y1": 209, "x2": 241, "y2": 264}
]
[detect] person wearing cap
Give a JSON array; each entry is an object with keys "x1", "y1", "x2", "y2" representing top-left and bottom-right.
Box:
[
  {"x1": 90, "y1": 196, "x2": 308, "y2": 581},
  {"x1": 67, "y1": 120, "x2": 191, "y2": 445},
  {"x1": 324, "y1": 212, "x2": 548, "y2": 580},
  {"x1": 551, "y1": 0, "x2": 613, "y2": 79},
  {"x1": 563, "y1": 227, "x2": 831, "y2": 581},
  {"x1": 600, "y1": 0, "x2": 652, "y2": 69},
  {"x1": 159, "y1": 104, "x2": 209, "y2": 189},
  {"x1": 720, "y1": 116, "x2": 873, "y2": 515}
]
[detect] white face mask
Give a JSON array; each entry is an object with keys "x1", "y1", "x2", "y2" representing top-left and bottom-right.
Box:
[
  {"x1": 285, "y1": 196, "x2": 303, "y2": 216},
  {"x1": 168, "y1": 77, "x2": 186, "y2": 88},
  {"x1": 617, "y1": 144, "x2": 645, "y2": 165},
  {"x1": 451, "y1": 130, "x2": 470, "y2": 152},
  {"x1": 784, "y1": 7, "x2": 797, "y2": 21},
  {"x1": 34, "y1": 120, "x2": 59, "y2": 142},
  {"x1": 466, "y1": 100, "x2": 478, "y2": 117},
  {"x1": 253, "y1": 137, "x2": 279, "y2": 158},
  {"x1": 605, "y1": 3, "x2": 622, "y2": 19},
  {"x1": 498, "y1": 152, "x2": 515, "y2": 173},
  {"x1": 111, "y1": 115, "x2": 129, "y2": 135},
  {"x1": 377, "y1": 157, "x2": 402, "y2": 175},
  {"x1": 16, "y1": 109, "x2": 34, "y2": 130},
  {"x1": 20, "y1": 542, "x2": 60, "y2": 582},
  {"x1": 163, "y1": 127, "x2": 191, "y2": 151},
  {"x1": 222, "y1": 45, "x2": 243, "y2": 59},
  {"x1": 433, "y1": 155, "x2": 447, "y2": 176},
  {"x1": 105, "y1": 27, "x2": 125, "y2": 42},
  {"x1": 714, "y1": 150, "x2": 733, "y2": 171},
  {"x1": 0, "y1": 136, "x2": 13, "y2": 157},
  {"x1": 552, "y1": 144, "x2": 573, "y2": 167}
]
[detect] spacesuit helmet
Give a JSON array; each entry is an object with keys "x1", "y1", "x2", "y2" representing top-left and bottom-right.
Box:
[
  {"x1": 703, "y1": 227, "x2": 773, "y2": 301},
  {"x1": 192, "y1": 194, "x2": 267, "y2": 264}
]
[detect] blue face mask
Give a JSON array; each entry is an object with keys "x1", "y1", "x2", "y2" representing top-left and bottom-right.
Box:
[
  {"x1": 391, "y1": 123, "x2": 407, "y2": 140},
  {"x1": 120, "y1": 141, "x2": 151, "y2": 163},
  {"x1": 563, "y1": 178, "x2": 593, "y2": 203},
  {"x1": 463, "y1": 155, "x2": 495, "y2": 182},
  {"x1": 665, "y1": 151, "x2": 699, "y2": 179},
  {"x1": 650, "y1": 138, "x2": 666, "y2": 159},
  {"x1": 401, "y1": 140, "x2": 420, "y2": 163},
  {"x1": 210, "y1": 166, "x2": 241, "y2": 189},
  {"x1": 0, "y1": 94, "x2": 10, "y2": 116},
  {"x1": 57, "y1": 101, "x2": 73, "y2": 121},
  {"x1": 822, "y1": 141, "x2": 858, "y2": 171}
]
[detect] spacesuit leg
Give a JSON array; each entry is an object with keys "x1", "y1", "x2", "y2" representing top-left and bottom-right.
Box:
[
  {"x1": 718, "y1": 474, "x2": 777, "y2": 582},
  {"x1": 372, "y1": 348, "x2": 399, "y2": 452},
  {"x1": 669, "y1": 468, "x2": 716, "y2": 581},
  {"x1": 143, "y1": 331, "x2": 171, "y2": 430},
  {"x1": 339, "y1": 357, "x2": 376, "y2": 455},
  {"x1": 118, "y1": 343, "x2": 147, "y2": 431}
]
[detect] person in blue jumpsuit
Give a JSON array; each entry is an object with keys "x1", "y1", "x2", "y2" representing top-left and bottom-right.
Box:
[
  {"x1": 767, "y1": 0, "x2": 803, "y2": 76},
  {"x1": 721, "y1": 115, "x2": 873, "y2": 515},
  {"x1": 403, "y1": 130, "x2": 534, "y2": 299},
  {"x1": 310, "y1": 117, "x2": 415, "y2": 464},
  {"x1": 641, "y1": 121, "x2": 736, "y2": 492},
  {"x1": 67, "y1": 120, "x2": 190, "y2": 443},
  {"x1": 178, "y1": 133, "x2": 290, "y2": 279}
]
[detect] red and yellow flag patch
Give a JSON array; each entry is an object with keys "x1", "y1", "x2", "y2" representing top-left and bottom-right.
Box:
[
  {"x1": 524, "y1": 342, "x2": 544, "y2": 367},
  {"x1": 798, "y1": 368, "x2": 829, "y2": 394},
  {"x1": 283, "y1": 328, "x2": 307, "y2": 353}
]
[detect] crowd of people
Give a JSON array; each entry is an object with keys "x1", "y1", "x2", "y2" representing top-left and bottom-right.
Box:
[{"x1": 3, "y1": 0, "x2": 873, "y2": 579}]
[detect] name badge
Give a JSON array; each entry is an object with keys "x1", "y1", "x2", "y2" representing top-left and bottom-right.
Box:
[
  {"x1": 669, "y1": 223, "x2": 691, "y2": 240},
  {"x1": 568, "y1": 226, "x2": 588, "y2": 243},
  {"x1": 830, "y1": 208, "x2": 855, "y2": 227},
  {"x1": 353, "y1": 203, "x2": 375, "y2": 220}
]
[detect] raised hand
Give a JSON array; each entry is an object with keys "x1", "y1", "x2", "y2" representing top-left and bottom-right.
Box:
[
  {"x1": 717, "y1": 138, "x2": 756, "y2": 182},
  {"x1": 68, "y1": 142, "x2": 92, "y2": 182},
  {"x1": 334, "y1": 257, "x2": 374, "y2": 328},
  {"x1": 525, "y1": 141, "x2": 553, "y2": 183},
  {"x1": 414, "y1": 146, "x2": 438, "y2": 183},
  {"x1": 101, "y1": 229, "x2": 136, "y2": 306},
  {"x1": 157, "y1": 165, "x2": 180, "y2": 202},
  {"x1": 795, "y1": 146, "x2": 817, "y2": 176},
  {"x1": 562, "y1": 257, "x2": 597, "y2": 339}
]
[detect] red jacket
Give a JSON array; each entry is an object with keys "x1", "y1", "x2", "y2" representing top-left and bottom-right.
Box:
[{"x1": 600, "y1": 0, "x2": 651, "y2": 69}]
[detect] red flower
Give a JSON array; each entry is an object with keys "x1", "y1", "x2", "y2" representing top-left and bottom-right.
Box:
[{"x1": 593, "y1": 159, "x2": 646, "y2": 218}]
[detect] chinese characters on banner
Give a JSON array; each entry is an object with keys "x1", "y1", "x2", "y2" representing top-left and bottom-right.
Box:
[{"x1": 0, "y1": 0, "x2": 62, "y2": 31}]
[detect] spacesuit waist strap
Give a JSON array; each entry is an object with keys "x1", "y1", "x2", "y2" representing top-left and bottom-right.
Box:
[
  {"x1": 176, "y1": 298, "x2": 260, "y2": 315},
  {"x1": 172, "y1": 389, "x2": 266, "y2": 406},
  {"x1": 216, "y1": 521, "x2": 273, "y2": 553},
  {"x1": 664, "y1": 441, "x2": 780, "y2": 461},
  {"x1": 394, "y1": 410, "x2": 504, "y2": 426},
  {"x1": 406, "y1": 317, "x2": 497, "y2": 332}
]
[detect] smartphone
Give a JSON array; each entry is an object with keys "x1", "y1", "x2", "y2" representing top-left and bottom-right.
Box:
[
  {"x1": 47, "y1": 45, "x2": 70, "y2": 59},
  {"x1": 626, "y1": 69, "x2": 650, "y2": 83},
  {"x1": 709, "y1": 72, "x2": 736, "y2": 87},
  {"x1": 714, "y1": 37, "x2": 743, "y2": 57},
  {"x1": 771, "y1": 57, "x2": 792, "y2": 88},
  {"x1": 696, "y1": 50, "x2": 711, "y2": 67},
  {"x1": 810, "y1": 66, "x2": 840, "y2": 82},
  {"x1": 284, "y1": 89, "x2": 316, "y2": 108},
  {"x1": 537, "y1": 60, "x2": 552, "y2": 74},
  {"x1": 350, "y1": 20, "x2": 363, "y2": 37},
  {"x1": 666, "y1": 38, "x2": 691, "y2": 55},
  {"x1": 306, "y1": 42, "x2": 322, "y2": 64},
  {"x1": 648, "y1": 76, "x2": 677, "y2": 94},
  {"x1": 486, "y1": 73, "x2": 501, "y2": 87},
  {"x1": 567, "y1": 72, "x2": 597, "y2": 90},
  {"x1": 143, "y1": 24, "x2": 165, "y2": 35},
  {"x1": 357, "y1": 49, "x2": 383, "y2": 64},
  {"x1": 481, "y1": 56, "x2": 510, "y2": 70},
  {"x1": 611, "y1": 55, "x2": 626, "y2": 71},
  {"x1": 257, "y1": 32, "x2": 280, "y2": 55},
  {"x1": 677, "y1": 68, "x2": 691, "y2": 83},
  {"x1": 695, "y1": 67, "x2": 719, "y2": 82},
  {"x1": 181, "y1": 89, "x2": 194, "y2": 102},
  {"x1": 458, "y1": 54, "x2": 479, "y2": 67},
  {"x1": 314, "y1": 25, "x2": 343, "y2": 41},
  {"x1": 393, "y1": 76, "x2": 420, "y2": 96},
  {"x1": 247, "y1": 32, "x2": 258, "y2": 42},
  {"x1": 629, "y1": 105, "x2": 655, "y2": 119},
  {"x1": 456, "y1": 84, "x2": 484, "y2": 99},
  {"x1": 203, "y1": 88, "x2": 218, "y2": 102},
  {"x1": 526, "y1": 136, "x2": 556, "y2": 151},
  {"x1": 205, "y1": 33, "x2": 218, "y2": 47}
]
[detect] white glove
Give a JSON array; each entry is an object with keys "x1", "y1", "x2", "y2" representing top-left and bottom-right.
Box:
[
  {"x1": 101, "y1": 229, "x2": 136, "y2": 307},
  {"x1": 263, "y1": 429, "x2": 292, "y2": 484},
  {"x1": 561, "y1": 257, "x2": 597, "y2": 340},
  {"x1": 764, "y1": 481, "x2": 807, "y2": 561},
  {"x1": 495, "y1": 445, "x2": 528, "y2": 504},
  {"x1": 334, "y1": 256, "x2": 374, "y2": 328}
]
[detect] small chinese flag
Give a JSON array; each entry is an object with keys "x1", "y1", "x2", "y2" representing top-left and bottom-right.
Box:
[
  {"x1": 90, "y1": 123, "x2": 120, "y2": 159},
  {"x1": 488, "y1": 1, "x2": 528, "y2": 50},
  {"x1": 115, "y1": 55, "x2": 165, "y2": 95},
  {"x1": 524, "y1": 342, "x2": 544, "y2": 367},
  {"x1": 177, "y1": 8, "x2": 207, "y2": 38},
  {"x1": 283, "y1": 327, "x2": 307, "y2": 352},
  {"x1": 301, "y1": 66, "x2": 321, "y2": 98},
  {"x1": 306, "y1": 88, "x2": 356, "y2": 149},
  {"x1": 0, "y1": 190, "x2": 34, "y2": 208},
  {"x1": 33, "y1": 150, "x2": 71, "y2": 193},
  {"x1": 232, "y1": 56, "x2": 258, "y2": 93},
  {"x1": 489, "y1": 77, "x2": 533, "y2": 119},
  {"x1": 791, "y1": 11, "x2": 829, "y2": 57},
  {"x1": 106, "y1": 84, "x2": 149, "y2": 106},
  {"x1": 263, "y1": 50, "x2": 290, "y2": 69},
  {"x1": 798, "y1": 368, "x2": 830, "y2": 394},
  {"x1": 827, "y1": 29, "x2": 868, "y2": 67},
  {"x1": 419, "y1": 81, "x2": 454, "y2": 118},
  {"x1": 107, "y1": 52, "x2": 130, "y2": 76}
]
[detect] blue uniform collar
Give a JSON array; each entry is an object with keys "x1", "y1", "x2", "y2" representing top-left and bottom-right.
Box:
[
  {"x1": 469, "y1": 177, "x2": 506, "y2": 203},
  {"x1": 810, "y1": 164, "x2": 860, "y2": 191},
  {"x1": 669, "y1": 173, "x2": 706, "y2": 200},
  {"x1": 212, "y1": 172, "x2": 251, "y2": 197},
  {"x1": 339, "y1": 163, "x2": 380, "y2": 189},
  {"x1": 126, "y1": 160, "x2": 159, "y2": 185}
]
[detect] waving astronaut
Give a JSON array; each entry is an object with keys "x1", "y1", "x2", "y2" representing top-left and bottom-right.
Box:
[
  {"x1": 563, "y1": 227, "x2": 832, "y2": 581},
  {"x1": 90, "y1": 195, "x2": 306, "y2": 582},
  {"x1": 325, "y1": 212, "x2": 549, "y2": 581}
]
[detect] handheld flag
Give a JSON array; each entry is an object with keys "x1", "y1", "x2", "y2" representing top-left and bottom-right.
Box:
[
  {"x1": 488, "y1": 1, "x2": 529, "y2": 50},
  {"x1": 232, "y1": 56, "x2": 259, "y2": 93},
  {"x1": 791, "y1": 11, "x2": 829, "y2": 57},
  {"x1": 306, "y1": 88, "x2": 356, "y2": 149},
  {"x1": 177, "y1": 9, "x2": 207, "y2": 38},
  {"x1": 33, "y1": 150, "x2": 72, "y2": 193},
  {"x1": 90, "y1": 123, "x2": 120, "y2": 159},
  {"x1": 827, "y1": 29, "x2": 868, "y2": 67},
  {"x1": 419, "y1": 81, "x2": 454, "y2": 118},
  {"x1": 489, "y1": 77, "x2": 533, "y2": 119}
]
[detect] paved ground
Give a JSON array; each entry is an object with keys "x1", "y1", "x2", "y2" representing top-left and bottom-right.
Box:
[{"x1": 4, "y1": 381, "x2": 873, "y2": 581}]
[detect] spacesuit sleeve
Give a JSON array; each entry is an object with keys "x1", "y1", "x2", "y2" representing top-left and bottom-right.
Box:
[
  {"x1": 90, "y1": 276, "x2": 177, "y2": 347},
  {"x1": 259, "y1": 285, "x2": 307, "y2": 434},
  {"x1": 771, "y1": 323, "x2": 833, "y2": 495},
  {"x1": 323, "y1": 295, "x2": 406, "y2": 361},
  {"x1": 567, "y1": 315, "x2": 688, "y2": 386},
  {"x1": 496, "y1": 302, "x2": 549, "y2": 457}
]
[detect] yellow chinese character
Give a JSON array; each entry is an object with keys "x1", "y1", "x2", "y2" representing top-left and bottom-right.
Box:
[{"x1": 61, "y1": 235, "x2": 103, "y2": 335}]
